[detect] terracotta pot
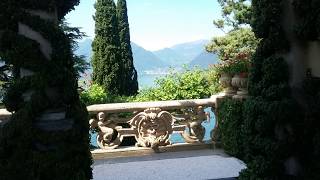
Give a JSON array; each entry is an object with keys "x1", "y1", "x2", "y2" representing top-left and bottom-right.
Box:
[
  {"x1": 219, "y1": 73, "x2": 236, "y2": 95},
  {"x1": 239, "y1": 72, "x2": 248, "y2": 78},
  {"x1": 231, "y1": 74, "x2": 248, "y2": 96}
]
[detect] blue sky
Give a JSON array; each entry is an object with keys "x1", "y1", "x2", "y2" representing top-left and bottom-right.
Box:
[{"x1": 65, "y1": 0, "x2": 223, "y2": 51}]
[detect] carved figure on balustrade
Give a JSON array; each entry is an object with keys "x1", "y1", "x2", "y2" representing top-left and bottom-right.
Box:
[
  {"x1": 89, "y1": 112, "x2": 121, "y2": 149},
  {"x1": 182, "y1": 106, "x2": 209, "y2": 143},
  {"x1": 130, "y1": 108, "x2": 173, "y2": 151}
]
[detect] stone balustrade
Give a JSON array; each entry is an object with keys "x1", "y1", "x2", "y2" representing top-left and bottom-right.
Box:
[
  {"x1": 0, "y1": 94, "x2": 230, "y2": 151},
  {"x1": 87, "y1": 98, "x2": 220, "y2": 151}
]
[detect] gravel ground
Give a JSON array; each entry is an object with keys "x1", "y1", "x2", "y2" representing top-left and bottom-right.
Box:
[{"x1": 93, "y1": 149, "x2": 246, "y2": 180}]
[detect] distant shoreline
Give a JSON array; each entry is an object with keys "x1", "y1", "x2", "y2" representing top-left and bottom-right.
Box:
[{"x1": 143, "y1": 70, "x2": 170, "y2": 75}]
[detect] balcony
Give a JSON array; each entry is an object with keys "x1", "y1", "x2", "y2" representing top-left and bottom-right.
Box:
[
  {"x1": 88, "y1": 97, "x2": 219, "y2": 150},
  {"x1": 0, "y1": 93, "x2": 246, "y2": 179}
]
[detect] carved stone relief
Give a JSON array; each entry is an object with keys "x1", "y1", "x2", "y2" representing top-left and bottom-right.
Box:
[
  {"x1": 89, "y1": 106, "x2": 212, "y2": 151},
  {"x1": 89, "y1": 112, "x2": 123, "y2": 150},
  {"x1": 130, "y1": 108, "x2": 173, "y2": 151}
]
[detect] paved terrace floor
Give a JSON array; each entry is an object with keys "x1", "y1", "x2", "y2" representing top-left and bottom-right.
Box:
[{"x1": 93, "y1": 149, "x2": 246, "y2": 180}]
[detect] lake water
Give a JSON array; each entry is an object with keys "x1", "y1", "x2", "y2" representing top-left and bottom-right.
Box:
[{"x1": 137, "y1": 73, "x2": 164, "y2": 89}]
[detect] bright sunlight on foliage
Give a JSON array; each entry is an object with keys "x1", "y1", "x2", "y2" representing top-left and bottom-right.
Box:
[{"x1": 80, "y1": 67, "x2": 222, "y2": 105}]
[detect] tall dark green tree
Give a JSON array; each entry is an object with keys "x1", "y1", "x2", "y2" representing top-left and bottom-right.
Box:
[
  {"x1": 213, "y1": 0, "x2": 252, "y2": 31},
  {"x1": 92, "y1": 0, "x2": 122, "y2": 94},
  {"x1": 117, "y1": 0, "x2": 138, "y2": 95},
  {"x1": 207, "y1": 0, "x2": 258, "y2": 68}
]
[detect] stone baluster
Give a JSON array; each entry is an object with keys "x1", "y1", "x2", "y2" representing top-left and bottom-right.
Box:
[{"x1": 87, "y1": 98, "x2": 219, "y2": 151}]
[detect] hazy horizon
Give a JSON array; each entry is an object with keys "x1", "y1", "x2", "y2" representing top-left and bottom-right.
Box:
[
  {"x1": 65, "y1": 0, "x2": 223, "y2": 51},
  {"x1": 78, "y1": 37, "x2": 210, "y2": 51}
]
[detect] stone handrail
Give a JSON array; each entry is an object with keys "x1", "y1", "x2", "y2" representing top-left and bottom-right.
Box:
[
  {"x1": 0, "y1": 94, "x2": 227, "y2": 151},
  {"x1": 87, "y1": 97, "x2": 220, "y2": 151},
  {"x1": 87, "y1": 99, "x2": 217, "y2": 113}
]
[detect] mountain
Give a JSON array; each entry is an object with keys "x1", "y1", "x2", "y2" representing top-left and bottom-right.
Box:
[
  {"x1": 75, "y1": 38, "x2": 217, "y2": 73},
  {"x1": 170, "y1": 40, "x2": 210, "y2": 62},
  {"x1": 75, "y1": 39, "x2": 168, "y2": 73},
  {"x1": 75, "y1": 38, "x2": 93, "y2": 61},
  {"x1": 189, "y1": 51, "x2": 218, "y2": 69},
  {"x1": 153, "y1": 48, "x2": 188, "y2": 67},
  {"x1": 152, "y1": 40, "x2": 217, "y2": 68},
  {"x1": 75, "y1": 38, "x2": 218, "y2": 88},
  {"x1": 131, "y1": 43, "x2": 168, "y2": 72}
]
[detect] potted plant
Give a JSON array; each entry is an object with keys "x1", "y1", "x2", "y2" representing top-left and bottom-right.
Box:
[
  {"x1": 231, "y1": 52, "x2": 250, "y2": 96},
  {"x1": 214, "y1": 60, "x2": 237, "y2": 95}
]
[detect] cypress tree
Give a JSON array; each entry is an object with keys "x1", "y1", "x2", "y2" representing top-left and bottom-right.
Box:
[
  {"x1": 117, "y1": 0, "x2": 138, "y2": 95},
  {"x1": 92, "y1": 0, "x2": 122, "y2": 94}
]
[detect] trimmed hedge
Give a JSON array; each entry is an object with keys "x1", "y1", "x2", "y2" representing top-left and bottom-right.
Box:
[
  {"x1": 215, "y1": 0, "x2": 320, "y2": 179},
  {"x1": 217, "y1": 99, "x2": 245, "y2": 159},
  {"x1": 0, "y1": 1, "x2": 92, "y2": 179}
]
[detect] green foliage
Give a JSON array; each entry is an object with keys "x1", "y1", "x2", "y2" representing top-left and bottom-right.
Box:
[
  {"x1": 251, "y1": 0, "x2": 284, "y2": 38},
  {"x1": 208, "y1": 0, "x2": 320, "y2": 179},
  {"x1": 217, "y1": 99, "x2": 245, "y2": 158},
  {"x1": 0, "y1": 1, "x2": 92, "y2": 179},
  {"x1": 80, "y1": 68, "x2": 221, "y2": 105},
  {"x1": 237, "y1": 0, "x2": 303, "y2": 179},
  {"x1": 213, "y1": 56, "x2": 251, "y2": 76},
  {"x1": 73, "y1": 54, "x2": 90, "y2": 78},
  {"x1": 208, "y1": 2, "x2": 258, "y2": 78},
  {"x1": 239, "y1": 155, "x2": 283, "y2": 180},
  {"x1": 92, "y1": 0, "x2": 122, "y2": 95},
  {"x1": 214, "y1": 0, "x2": 252, "y2": 30},
  {"x1": 61, "y1": 21, "x2": 90, "y2": 79},
  {"x1": 80, "y1": 84, "x2": 128, "y2": 105},
  {"x1": 292, "y1": 0, "x2": 320, "y2": 40},
  {"x1": 92, "y1": 0, "x2": 138, "y2": 96},
  {"x1": 206, "y1": 9, "x2": 259, "y2": 74},
  {"x1": 117, "y1": 0, "x2": 138, "y2": 95},
  {"x1": 80, "y1": 84, "x2": 108, "y2": 105},
  {"x1": 0, "y1": 0, "x2": 79, "y2": 21},
  {"x1": 206, "y1": 28, "x2": 259, "y2": 61},
  {"x1": 132, "y1": 68, "x2": 220, "y2": 102},
  {"x1": 240, "y1": 97, "x2": 302, "y2": 179},
  {"x1": 217, "y1": 98, "x2": 301, "y2": 179},
  {"x1": 207, "y1": 67, "x2": 223, "y2": 93}
]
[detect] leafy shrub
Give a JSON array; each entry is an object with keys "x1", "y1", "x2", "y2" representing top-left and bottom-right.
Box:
[
  {"x1": 80, "y1": 84, "x2": 128, "y2": 105},
  {"x1": 81, "y1": 68, "x2": 223, "y2": 105},
  {"x1": 217, "y1": 99, "x2": 245, "y2": 158},
  {"x1": 207, "y1": 67, "x2": 223, "y2": 94},
  {"x1": 80, "y1": 84, "x2": 108, "y2": 105},
  {"x1": 132, "y1": 68, "x2": 220, "y2": 102},
  {"x1": 206, "y1": 28, "x2": 259, "y2": 61}
]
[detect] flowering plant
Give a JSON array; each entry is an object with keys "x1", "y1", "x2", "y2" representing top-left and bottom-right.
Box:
[{"x1": 213, "y1": 51, "x2": 251, "y2": 76}]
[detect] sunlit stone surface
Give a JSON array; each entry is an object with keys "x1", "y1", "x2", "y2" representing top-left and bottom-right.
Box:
[{"x1": 93, "y1": 149, "x2": 246, "y2": 180}]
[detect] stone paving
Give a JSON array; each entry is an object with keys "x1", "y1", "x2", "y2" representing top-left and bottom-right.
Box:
[{"x1": 93, "y1": 149, "x2": 246, "y2": 180}]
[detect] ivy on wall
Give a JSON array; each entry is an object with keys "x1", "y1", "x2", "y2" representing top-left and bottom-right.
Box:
[
  {"x1": 212, "y1": 0, "x2": 303, "y2": 179},
  {"x1": 0, "y1": 0, "x2": 92, "y2": 179},
  {"x1": 292, "y1": 0, "x2": 320, "y2": 40},
  {"x1": 215, "y1": 0, "x2": 320, "y2": 179},
  {"x1": 239, "y1": 0, "x2": 303, "y2": 178},
  {"x1": 216, "y1": 99, "x2": 245, "y2": 159}
]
